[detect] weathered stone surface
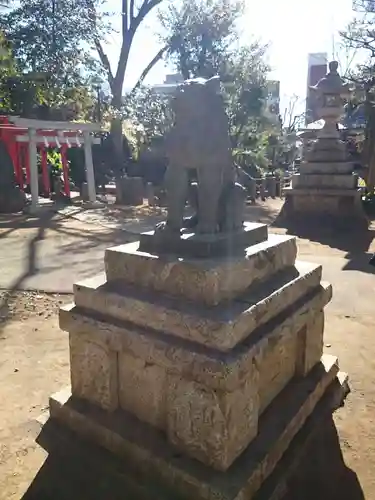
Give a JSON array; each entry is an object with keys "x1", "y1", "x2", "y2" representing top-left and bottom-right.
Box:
[
  {"x1": 284, "y1": 186, "x2": 361, "y2": 197},
  {"x1": 305, "y1": 138, "x2": 348, "y2": 163},
  {"x1": 296, "y1": 310, "x2": 325, "y2": 376},
  {"x1": 74, "y1": 260, "x2": 322, "y2": 351},
  {"x1": 292, "y1": 173, "x2": 358, "y2": 190},
  {"x1": 283, "y1": 188, "x2": 365, "y2": 219},
  {"x1": 118, "y1": 352, "x2": 167, "y2": 430},
  {"x1": 259, "y1": 307, "x2": 324, "y2": 415},
  {"x1": 258, "y1": 325, "x2": 298, "y2": 415},
  {"x1": 65, "y1": 277, "x2": 330, "y2": 470},
  {"x1": 104, "y1": 234, "x2": 298, "y2": 306},
  {"x1": 60, "y1": 284, "x2": 332, "y2": 400},
  {"x1": 166, "y1": 365, "x2": 259, "y2": 471},
  {"x1": 49, "y1": 355, "x2": 343, "y2": 500},
  {"x1": 69, "y1": 332, "x2": 118, "y2": 411},
  {"x1": 139, "y1": 222, "x2": 268, "y2": 259},
  {"x1": 302, "y1": 161, "x2": 353, "y2": 175},
  {"x1": 306, "y1": 149, "x2": 347, "y2": 163},
  {"x1": 60, "y1": 282, "x2": 332, "y2": 393}
]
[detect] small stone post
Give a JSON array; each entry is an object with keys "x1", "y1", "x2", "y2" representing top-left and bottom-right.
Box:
[
  {"x1": 81, "y1": 182, "x2": 90, "y2": 201},
  {"x1": 83, "y1": 131, "x2": 97, "y2": 203},
  {"x1": 268, "y1": 176, "x2": 277, "y2": 198},
  {"x1": 248, "y1": 178, "x2": 257, "y2": 202},
  {"x1": 260, "y1": 178, "x2": 266, "y2": 201}
]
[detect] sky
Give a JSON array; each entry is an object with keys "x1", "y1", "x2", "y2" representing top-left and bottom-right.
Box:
[{"x1": 105, "y1": 0, "x2": 356, "y2": 113}]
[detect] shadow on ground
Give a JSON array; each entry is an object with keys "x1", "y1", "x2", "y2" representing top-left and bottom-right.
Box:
[
  {"x1": 0, "y1": 210, "x2": 137, "y2": 330},
  {"x1": 284, "y1": 417, "x2": 364, "y2": 500},
  {"x1": 21, "y1": 415, "x2": 363, "y2": 500},
  {"x1": 272, "y1": 211, "x2": 375, "y2": 276}
]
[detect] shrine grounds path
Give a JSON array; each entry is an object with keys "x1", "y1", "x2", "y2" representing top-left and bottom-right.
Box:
[{"x1": 0, "y1": 199, "x2": 375, "y2": 499}]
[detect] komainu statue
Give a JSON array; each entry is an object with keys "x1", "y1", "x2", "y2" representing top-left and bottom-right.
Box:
[{"x1": 157, "y1": 76, "x2": 246, "y2": 236}]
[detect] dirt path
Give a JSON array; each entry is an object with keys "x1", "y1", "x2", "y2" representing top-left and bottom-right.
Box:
[{"x1": 0, "y1": 201, "x2": 375, "y2": 499}]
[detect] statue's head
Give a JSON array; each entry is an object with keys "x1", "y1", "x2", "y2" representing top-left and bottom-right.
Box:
[{"x1": 172, "y1": 76, "x2": 224, "y2": 120}]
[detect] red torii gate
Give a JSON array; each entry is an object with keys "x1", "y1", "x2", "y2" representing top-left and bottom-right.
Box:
[{"x1": 0, "y1": 116, "x2": 101, "y2": 203}]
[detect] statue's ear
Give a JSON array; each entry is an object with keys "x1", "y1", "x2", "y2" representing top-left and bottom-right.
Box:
[{"x1": 206, "y1": 75, "x2": 221, "y2": 93}]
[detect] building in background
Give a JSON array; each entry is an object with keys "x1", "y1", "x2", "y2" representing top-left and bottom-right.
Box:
[
  {"x1": 305, "y1": 53, "x2": 327, "y2": 125},
  {"x1": 151, "y1": 73, "x2": 184, "y2": 95}
]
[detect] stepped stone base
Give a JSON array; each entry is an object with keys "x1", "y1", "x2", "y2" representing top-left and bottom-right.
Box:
[
  {"x1": 281, "y1": 186, "x2": 368, "y2": 227},
  {"x1": 292, "y1": 173, "x2": 358, "y2": 190},
  {"x1": 302, "y1": 161, "x2": 353, "y2": 175},
  {"x1": 73, "y1": 260, "x2": 323, "y2": 351},
  {"x1": 49, "y1": 355, "x2": 347, "y2": 500},
  {"x1": 48, "y1": 222, "x2": 348, "y2": 499},
  {"x1": 60, "y1": 278, "x2": 331, "y2": 470},
  {"x1": 104, "y1": 234, "x2": 297, "y2": 306}
]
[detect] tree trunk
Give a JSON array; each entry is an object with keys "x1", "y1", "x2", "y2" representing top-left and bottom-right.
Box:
[{"x1": 110, "y1": 88, "x2": 127, "y2": 203}]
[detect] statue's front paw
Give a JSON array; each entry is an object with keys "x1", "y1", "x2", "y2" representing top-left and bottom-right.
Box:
[
  {"x1": 154, "y1": 221, "x2": 168, "y2": 233},
  {"x1": 154, "y1": 221, "x2": 181, "y2": 239}
]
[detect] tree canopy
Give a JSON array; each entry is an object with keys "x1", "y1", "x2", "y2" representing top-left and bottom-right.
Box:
[
  {"x1": 159, "y1": 0, "x2": 243, "y2": 79},
  {"x1": 156, "y1": 0, "x2": 275, "y2": 167},
  {"x1": 341, "y1": 0, "x2": 375, "y2": 189},
  {"x1": 0, "y1": 0, "x2": 278, "y2": 176},
  {"x1": 1, "y1": 0, "x2": 101, "y2": 87}
]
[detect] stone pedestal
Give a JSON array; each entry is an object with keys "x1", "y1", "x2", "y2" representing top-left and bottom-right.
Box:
[
  {"x1": 48, "y1": 223, "x2": 347, "y2": 499},
  {"x1": 282, "y1": 163, "x2": 367, "y2": 227}
]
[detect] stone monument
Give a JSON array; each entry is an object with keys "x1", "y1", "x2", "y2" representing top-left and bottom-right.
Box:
[
  {"x1": 48, "y1": 76, "x2": 348, "y2": 499},
  {"x1": 281, "y1": 61, "x2": 367, "y2": 226},
  {"x1": 142, "y1": 76, "x2": 249, "y2": 257}
]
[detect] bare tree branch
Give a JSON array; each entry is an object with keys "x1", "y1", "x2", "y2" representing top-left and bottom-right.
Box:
[
  {"x1": 114, "y1": 0, "x2": 163, "y2": 92},
  {"x1": 94, "y1": 39, "x2": 114, "y2": 87},
  {"x1": 130, "y1": 0, "x2": 135, "y2": 20},
  {"x1": 130, "y1": 0, "x2": 163, "y2": 35},
  {"x1": 131, "y1": 44, "x2": 168, "y2": 92},
  {"x1": 122, "y1": 0, "x2": 128, "y2": 37}
]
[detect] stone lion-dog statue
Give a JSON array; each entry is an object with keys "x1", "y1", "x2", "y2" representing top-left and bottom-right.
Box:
[{"x1": 156, "y1": 76, "x2": 246, "y2": 237}]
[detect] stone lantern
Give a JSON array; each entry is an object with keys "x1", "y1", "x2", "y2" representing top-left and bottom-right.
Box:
[
  {"x1": 280, "y1": 61, "x2": 368, "y2": 227},
  {"x1": 310, "y1": 61, "x2": 352, "y2": 139}
]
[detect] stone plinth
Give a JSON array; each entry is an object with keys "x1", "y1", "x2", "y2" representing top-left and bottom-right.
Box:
[
  {"x1": 292, "y1": 173, "x2": 358, "y2": 190},
  {"x1": 46, "y1": 223, "x2": 348, "y2": 499},
  {"x1": 105, "y1": 233, "x2": 298, "y2": 306},
  {"x1": 73, "y1": 260, "x2": 322, "y2": 351},
  {"x1": 50, "y1": 356, "x2": 347, "y2": 500},
  {"x1": 283, "y1": 186, "x2": 365, "y2": 221},
  {"x1": 281, "y1": 160, "x2": 367, "y2": 226},
  {"x1": 302, "y1": 161, "x2": 353, "y2": 175},
  {"x1": 139, "y1": 222, "x2": 268, "y2": 258}
]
